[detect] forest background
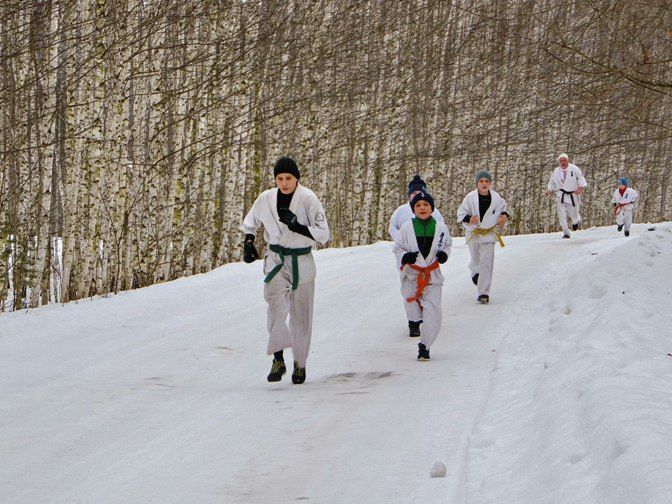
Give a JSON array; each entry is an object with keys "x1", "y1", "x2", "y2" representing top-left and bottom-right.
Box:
[{"x1": 1, "y1": 0, "x2": 670, "y2": 310}]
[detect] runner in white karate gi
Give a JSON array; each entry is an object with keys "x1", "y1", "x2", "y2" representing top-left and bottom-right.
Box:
[
  {"x1": 457, "y1": 170, "x2": 509, "y2": 304},
  {"x1": 241, "y1": 157, "x2": 329, "y2": 384},
  {"x1": 389, "y1": 175, "x2": 444, "y2": 337},
  {"x1": 393, "y1": 191, "x2": 452, "y2": 360},
  {"x1": 545, "y1": 153, "x2": 588, "y2": 239},
  {"x1": 611, "y1": 177, "x2": 639, "y2": 237}
]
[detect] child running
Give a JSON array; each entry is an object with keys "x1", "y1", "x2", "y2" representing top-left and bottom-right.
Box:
[
  {"x1": 389, "y1": 174, "x2": 445, "y2": 337},
  {"x1": 457, "y1": 170, "x2": 509, "y2": 304},
  {"x1": 393, "y1": 191, "x2": 452, "y2": 360},
  {"x1": 611, "y1": 177, "x2": 639, "y2": 237}
]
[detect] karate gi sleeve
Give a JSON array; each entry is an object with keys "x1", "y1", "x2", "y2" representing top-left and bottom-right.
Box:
[
  {"x1": 499, "y1": 198, "x2": 509, "y2": 216},
  {"x1": 547, "y1": 171, "x2": 559, "y2": 192},
  {"x1": 456, "y1": 195, "x2": 471, "y2": 224},
  {"x1": 306, "y1": 196, "x2": 330, "y2": 245},
  {"x1": 576, "y1": 167, "x2": 588, "y2": 188},
  {"x1": 438, "y1": 225, "x2": 452, "y2": 260},
  {"x1": 241, "y1": 196, "x2": 262, "y2": 235},
  {"x1": 611, "y1": 190, "x2": 619, "y2": 204},
  {"x1": 388, "y1": 209, "x2": 401, "y2": 242},
  {"x1": 392, "y1": 237, "x2": 408, "y2": 271}
]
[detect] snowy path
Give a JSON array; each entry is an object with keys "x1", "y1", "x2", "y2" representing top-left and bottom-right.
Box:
[{"x1": 1, "y1": 224, "x2": 671, "y2": 504}]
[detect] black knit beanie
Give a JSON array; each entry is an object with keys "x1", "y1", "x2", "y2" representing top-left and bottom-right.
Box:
[
  {"x1": 409, "y1": 191, "x2": 435, "y2": 212},
  {"x1": 274, "y1": 157, "x2": 300, "y2": 179},
  {"x1": 407, "y1": 175, "x2": 427, "y2": 196}
]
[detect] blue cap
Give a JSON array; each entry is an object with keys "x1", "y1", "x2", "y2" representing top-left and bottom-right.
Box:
[{"x1": 619, "y1": 178, "x2": 628, "y2": 186}]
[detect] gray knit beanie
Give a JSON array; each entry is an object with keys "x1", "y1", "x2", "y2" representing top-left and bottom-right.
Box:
[{"x1": 474, "y1": 170, "x2": 492, "y2": 184}]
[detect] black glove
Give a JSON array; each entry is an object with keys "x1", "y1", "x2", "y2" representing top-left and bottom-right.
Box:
[
  {"x1": 278, "y1": 208, "x2": 315, "y2": 240},
  {"x1": 243, "y1": 235, "x2": 259, "y2": 263},
  {"x1": 401, "y1": 251, "x2": 419, "y2": 265},
  {"x1": 278, "y1": 208, "x2": 299, "y2": 230},
  {"x1": 436, "y1": 251, "x2": 448, "y2": 264}
]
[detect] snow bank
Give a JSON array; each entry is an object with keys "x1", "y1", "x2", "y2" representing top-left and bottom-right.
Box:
[{"x1": 465, "y1": 225, "x2": 672, "y2": 504}]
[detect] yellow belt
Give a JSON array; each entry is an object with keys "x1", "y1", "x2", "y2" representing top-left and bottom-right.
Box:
[{"x1": 466, "y1": 226, "x2": 505, "y2": 248}]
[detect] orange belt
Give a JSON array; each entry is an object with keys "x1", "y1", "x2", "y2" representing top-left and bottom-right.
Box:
[{"x1": 403, "y1": 261, "x2": 440, "y2": 303}]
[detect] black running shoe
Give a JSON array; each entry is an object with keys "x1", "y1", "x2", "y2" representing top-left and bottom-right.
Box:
[
  {"x1": 624, "y1": 230, "x2": 630, "y2": 237},
  {"x1": 477, "y1": 294, "x2": 490, "y2": 304},
  {"x1": 562, "y1": 234, "x2": 570, "y2": 239},
  {"x1": 408, "y1": 320, "x2": 421, "y2": 338},
  {"x1": 291, "y1": 362, "x2": 306, "y2": 384},
  {"x1": 572, "y1": 222, "x2": 580, "y2": 231},
  {"x1": 417, "y1": 343, "x2": 430, "y2": 361},
  {"x1": 267, "y1": 358, "x2": 286, "y2": 382},
  {"x1": 472, "y1": 273, "x2": 479, "y2": 285},
  {"x1": 617, "y1": 225, "x2": 623, "y2": 232}
]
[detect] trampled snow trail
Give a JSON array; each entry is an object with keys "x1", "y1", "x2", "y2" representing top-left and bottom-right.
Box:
[{"x1": 1, "y1": 224, "x2": 671, "y2": 504}]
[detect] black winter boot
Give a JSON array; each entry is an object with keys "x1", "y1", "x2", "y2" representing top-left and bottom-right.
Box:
[
  {"x1": 472, "y1": 273, "x2": 479, "y2": 286},
  {"x1": 408, "y1": 320, "x2": 421, "y2": 338},
  {"x1": 477, "y1": 294, "x2": 490, "y2": 304},
  {"x1": 267, "y1": 358, "x2": 286, "y2": 382},
  {"x1": 292, "y1": 362, "x2": 306, "y2": 384},
  {"x1": 417, "y1": 343, "x2": 430, "y2": 361},
  {"x1": 617, "y1": 225, "x2": 623, "y2": 232}
]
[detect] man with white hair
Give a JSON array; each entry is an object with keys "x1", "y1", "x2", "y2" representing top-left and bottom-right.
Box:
[{"x1": 545, "y1": 153, "x2": 588, "y2": 239}]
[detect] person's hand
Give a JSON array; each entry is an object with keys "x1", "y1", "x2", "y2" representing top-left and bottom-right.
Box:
[
  {"x1": 436, "y1": 251, "x2": 448, "y2": 264},
  {"x1": 575, "y1": 187, "x2": 584, "y2": 195},
  {"x1": 401, "y1": 251, "x2": 419, "y2": 265},
  {"x1": 469, "y1": 215, "x2": 480, "y2": 225},
  {"x1": 243, "y1": 239, "x2": 259, "y2": 263},
  {"x1": 278, "y1": 209, "x2": 300, "y2": 231},
  {"x1": 497, "y1": 214, "x2": 508, "y2": 227},
  {"x1": 545, "y1": 190, "x2": 553, "y2": 197}
]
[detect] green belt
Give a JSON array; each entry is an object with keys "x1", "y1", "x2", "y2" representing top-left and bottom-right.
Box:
[{"x1": 264, "y1": 244, "x2": 313, "y2": 290}]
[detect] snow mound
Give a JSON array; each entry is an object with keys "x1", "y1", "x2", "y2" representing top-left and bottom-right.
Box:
[{"x1": 465, "y1": 225, "x2": 672, "y2": 504}]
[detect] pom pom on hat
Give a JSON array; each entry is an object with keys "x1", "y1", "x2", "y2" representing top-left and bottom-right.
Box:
[{"x1": 407, "y1": 175, "x2": 427, "y2": 196}]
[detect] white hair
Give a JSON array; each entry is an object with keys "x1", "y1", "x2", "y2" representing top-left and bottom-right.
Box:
[{"x1": 557, "y1": 153, "x2": 569, "y2": 162}]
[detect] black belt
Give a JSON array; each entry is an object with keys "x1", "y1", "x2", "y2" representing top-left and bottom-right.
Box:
[{"x1": 560, "y1": 189, "x2": 575, "y2": 207}]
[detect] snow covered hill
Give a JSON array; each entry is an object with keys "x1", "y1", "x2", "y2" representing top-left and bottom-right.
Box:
[{"x1": 2, "y1": 223, "x2": 671, "y2": 504}]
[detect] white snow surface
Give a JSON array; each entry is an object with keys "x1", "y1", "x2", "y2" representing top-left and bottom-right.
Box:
[{"x1": 1, "y1": 223, "x2": 671, "y2": 504}]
